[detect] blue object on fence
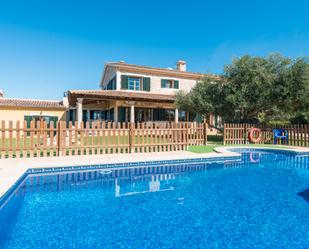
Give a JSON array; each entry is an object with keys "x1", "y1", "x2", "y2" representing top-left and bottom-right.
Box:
[{"x1": 272, "y1": 129, "x2": 289, "y2": 144}]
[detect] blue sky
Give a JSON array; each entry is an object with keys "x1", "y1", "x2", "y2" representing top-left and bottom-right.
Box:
[{"x1": 0, "y1": 0, "x2": 308, "y2": 99}]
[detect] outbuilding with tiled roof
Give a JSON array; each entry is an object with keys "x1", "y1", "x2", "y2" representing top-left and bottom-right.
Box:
[
  {"x1": 0, "y1": 95, "x2": 67, "y2": 126},
  {"x1": 0, "y1": 98, "x2": 66, "y2": 109}
]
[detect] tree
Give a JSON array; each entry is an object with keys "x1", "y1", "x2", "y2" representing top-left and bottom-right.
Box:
[
  {"x1": 285, "y1": 57, "x2": 309, "y2": 113},
  {"x1": 175, "y1": 76, "x2": 223, "y2": 121},
  {"x1": 175, "y1": 90, "x2": 192, "y2": 114},
  {"x1": 176, "y1": 54, "x2": 309, "y2": 124}
]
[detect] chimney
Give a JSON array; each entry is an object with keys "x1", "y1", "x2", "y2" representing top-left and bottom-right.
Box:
[
  {"x1": 0, "y1": 90, "x2": 4, "y2": 98},
  {"x1": 62, "y1": 96, "x2": 69, "y2": 108},
  {"x1": 176, "y1": 60, "x2": 187, "y2": 72}
]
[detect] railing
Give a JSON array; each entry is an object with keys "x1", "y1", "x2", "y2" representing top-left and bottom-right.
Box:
[
  {"x1": 224, "y1": 123, "x2": 309, "y2": 147},
  {"x1": 0, "y1": 121, "x2": 207, "y2": 159}
]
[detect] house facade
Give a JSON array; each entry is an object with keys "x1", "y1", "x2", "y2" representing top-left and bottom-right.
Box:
[{"x1": 67, "y1": 60, "x2": 220, "y2": 125}]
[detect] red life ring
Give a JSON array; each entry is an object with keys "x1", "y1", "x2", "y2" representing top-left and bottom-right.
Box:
[{"x1": 248, "y1": 128, "x2": 262, "y2": 143}]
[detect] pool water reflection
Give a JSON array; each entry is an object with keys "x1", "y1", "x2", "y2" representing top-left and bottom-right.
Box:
[{"x1": 0, "y1": 149, "x2": 308, "y2": 249}]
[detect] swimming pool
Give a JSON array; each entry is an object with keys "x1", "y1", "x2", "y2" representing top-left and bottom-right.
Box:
[{"x1": 0, "y1": 149, "x2": 308, "y2": 248}]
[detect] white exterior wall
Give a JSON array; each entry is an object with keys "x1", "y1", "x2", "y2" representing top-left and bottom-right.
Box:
[
  {"x1": 116, "y1": 71, "x2": 122, "y2": 90},
  {"x1": 116, "y1": 71, "x2": 197, "y2": 94}
]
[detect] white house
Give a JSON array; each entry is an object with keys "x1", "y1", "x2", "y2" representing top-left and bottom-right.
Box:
[{"x1": 67, "y1": 60, "x2": 220, "y2": 126}]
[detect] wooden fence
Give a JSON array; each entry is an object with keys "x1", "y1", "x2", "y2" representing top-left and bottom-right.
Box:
[
  {"x1": 0, "y1": 121, "x2": 206, "y2": 159},
  {"x1": 224, "y1": 123, "x2": 309, "y2": 147}
]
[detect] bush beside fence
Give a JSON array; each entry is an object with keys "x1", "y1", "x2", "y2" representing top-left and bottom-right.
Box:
[
  {"x1": 224, "y1": 123, "x2": 309, "y2": 147},
  {"x1": 0, "y1": 121, "x2": 207, "y2": 159}
]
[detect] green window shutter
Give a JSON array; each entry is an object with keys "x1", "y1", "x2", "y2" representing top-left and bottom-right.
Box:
[
  {"x1": 159, "y1": 109, "x2": 165, "y2": 121},
  {"x1": 110, "y1": 108, "x2": 114, "y2": 121},
  {"x1": 197, "y1": 114, "x2": 203, "y2": 123},
  {"x1": 24, "y1": 115, "x2": 32, "y2": 136},
  {"x1": 121, "y1": 75, "x2": 128, "y2": 89},
  {"x1": 112, "y1": 76, "x2": 116, "y2": 90},
  {"x1": 153, "y1": 109, "x2": 159, "y2": 121},
  {"x1": 174, "y1": 80, "x2": 179, "y2": 89},
  {"x1": 118, "y1": 107, "x2": 126, "y2": 122},
  {"x1": 52, "y1": 117, "x2": 58, "y2": 128},
  {"x1": 161, "y1": 79, "x2": 165, "y2": 88},
  {"x1": 143, "y1": 77, "x2": 151, "y2": 91},
  {"x1": 24, "y1": 116, "x2": 32, "y2": 128}
]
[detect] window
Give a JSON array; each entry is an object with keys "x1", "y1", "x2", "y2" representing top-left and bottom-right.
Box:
[
  {"x1": 128, "y1": 77, "x2": 141, "y2": 90},
  {"x1": 166, "y1": 80, "x2": 172, "y2": 88},
  {"x1": 135, "y1": 79, "x2": 140, "y2": 90},
  {"x1": 153, "y1": 109, "x2": 175, "y2": 121},
  {"x1": 24, "y1": 115, "x2": 58, "y2": 129},
  {"x1": 179, "y1": 110, "x2": 186, "y2": 121},
  {"x1": 164, "y1": 109, "x2": 175, "y2": 121},
  {"x1": 161, "y1": 79, "x2": 179, "y2": 89},
  {"x1": 90, "y1": 110, "x2": 103, "y2": 120},
  {"x1": 121, "y1": 75, "x2": 150, "y2": 91}
]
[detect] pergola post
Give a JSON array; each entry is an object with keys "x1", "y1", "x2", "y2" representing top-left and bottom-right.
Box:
[
  {"x1": 129, "y1": 101, "x2": 135, "y2": 153},
  {"x1": 114, "y1": 103, "x2": 118, "y2": 123},
  {"x1": 175, "y1": 108, "x2": 179, "y2": 123},
  {"x1": 129, "y1": 102, "x2": 135, "y2": 124},
  {"x1": 76, "y1": 98, "x2": 83, "y2": 127}
]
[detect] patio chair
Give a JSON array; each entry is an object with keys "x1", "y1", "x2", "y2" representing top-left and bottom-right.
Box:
[{"x1": 272, "y1": 129, "x2": 288, "y2": 145}]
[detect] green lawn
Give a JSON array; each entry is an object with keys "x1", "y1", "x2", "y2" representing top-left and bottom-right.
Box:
[
  {"x1": 0, "y1": 135, "x2": 164, "y2": 148},
  {"x1": 0, "y1": 134, "x2": 186, "y2": 158},
  {"x1": 187, "y1": 144, "x2": 219, "y2": 153},
  {"x1": 186, "y1": 134, "x2": 223, "y2": 153}
]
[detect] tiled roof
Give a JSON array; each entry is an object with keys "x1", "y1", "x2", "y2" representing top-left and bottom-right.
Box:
[
  {"x1": 0, "y1": 98, "x2": 66, "y2": 109},
  {"x1": 105, "y1": 62, "x2": 206, "y2": 80},
  {"x1": 67, "y1": 90, "x2": 176, "y2": 105}
]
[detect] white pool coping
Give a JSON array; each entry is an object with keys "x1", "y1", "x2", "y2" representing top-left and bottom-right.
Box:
[
  {"x1": 215, "y1": 145, "x2": 309, "y2": 154},
  {"x1": 1, "y1": 145, "x2": 308, "y2": 200}
]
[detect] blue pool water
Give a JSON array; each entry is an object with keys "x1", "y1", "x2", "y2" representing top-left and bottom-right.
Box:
[{"x1": 0, "y1": 149, "x2": 308, "y2": 249}]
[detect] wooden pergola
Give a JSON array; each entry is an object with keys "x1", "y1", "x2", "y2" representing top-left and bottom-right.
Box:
[{"x1": 67, "y1": 90, "x2": 179, "y2": 123}]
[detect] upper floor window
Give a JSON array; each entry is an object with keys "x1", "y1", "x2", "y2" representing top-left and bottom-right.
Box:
[
  {"x1": 121, "y1": 75, "x2": 151, "y2": 92},
  {"x1": 161, "y1": 79, "x2": 179, "y2": 89},
  {"x1": 128, "y1": 77, "x2": 141, "y2": 90}
]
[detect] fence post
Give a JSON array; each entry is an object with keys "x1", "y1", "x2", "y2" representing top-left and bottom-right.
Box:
[
  {"x1": 129, "y1": 122, "x2": 134, "y2": 153},
  {"x1": 203, "y1": 119, "x2": 208, "y2": 145},
  {"x1": 186, "y1": 122, "x2": 190, "y2": 148},
  {"x1": 223, "y1": 123, "x2": 226, "y2": 145},
  {"x1": 1, "y1": 121, "x2": 5, "y2": 159},
  {"x1": 57, "y1": 121, "x2": 62, "y2": 156}
]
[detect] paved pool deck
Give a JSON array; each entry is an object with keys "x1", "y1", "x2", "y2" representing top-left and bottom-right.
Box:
[{"x1": 1, "y1": 145, "x2": 309, "y2": 200}]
